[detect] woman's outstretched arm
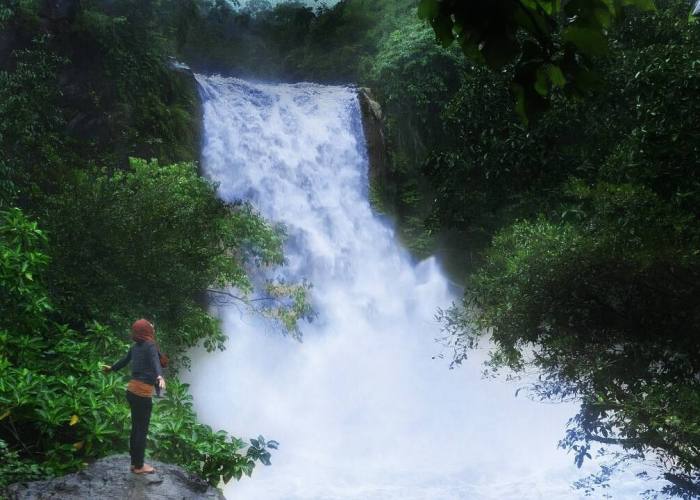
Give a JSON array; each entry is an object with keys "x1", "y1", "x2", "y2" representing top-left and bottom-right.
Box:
[{"x1": 105, "y1": 347, "x2": 132, "y2": 372}]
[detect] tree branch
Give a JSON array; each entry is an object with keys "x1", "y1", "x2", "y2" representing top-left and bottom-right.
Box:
[
  {"x1": 663, "y1": 472, "x2": 700, "y2": 496},
  {"x1": 206, "y1": 289, "x2": 275, "y2": 303},
  {"x1": 587, "y1": 434, "x2": 646, "y2": 446}
]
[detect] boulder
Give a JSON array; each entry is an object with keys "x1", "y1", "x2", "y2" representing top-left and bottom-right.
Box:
[{"x1": 5, "y1": 454, "x2": 225, "y2": 500}]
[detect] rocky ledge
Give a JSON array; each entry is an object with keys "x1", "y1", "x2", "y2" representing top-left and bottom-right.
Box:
[
  {"x1": 358, "y1": 87, "x2": 388, "y2": 184},
  {"x1": 5, "y1": 454, "x2": 225, "y2": 500}
]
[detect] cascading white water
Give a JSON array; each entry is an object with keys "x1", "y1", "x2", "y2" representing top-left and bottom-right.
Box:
[{"x1": 184, "y1": 75, "x2": 645, "y2": 499}]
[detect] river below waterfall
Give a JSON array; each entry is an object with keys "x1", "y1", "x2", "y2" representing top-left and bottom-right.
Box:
[{"x1": 184, "y1": 75, "x2": 646, "y2": 499}]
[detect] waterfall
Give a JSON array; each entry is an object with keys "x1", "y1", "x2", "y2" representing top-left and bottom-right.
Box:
[{"x1": 184, "y1": 75, "x2": 643, "y2": 499}]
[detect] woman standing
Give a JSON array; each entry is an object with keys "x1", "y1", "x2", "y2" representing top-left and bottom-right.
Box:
[{"x1": 103, "y1": 319, "x2": 166, "y2": 474}]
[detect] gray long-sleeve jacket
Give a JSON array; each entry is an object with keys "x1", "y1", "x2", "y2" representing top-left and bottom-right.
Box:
[{"x1": 110, "y1": 341, "x2": 163, "y2": 386}]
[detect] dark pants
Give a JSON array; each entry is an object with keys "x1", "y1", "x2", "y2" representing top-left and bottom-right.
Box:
[{"x1": 126, "y1": 390, "x2": 152, "y2": 468}]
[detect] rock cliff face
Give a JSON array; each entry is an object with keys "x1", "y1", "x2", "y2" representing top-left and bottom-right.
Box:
[
  {"x1": 5, "y1": 454, "x2": 225, "y2": 500},
  {"x1": 358, "y1": 87, "x2": 388, "y2": 185}
]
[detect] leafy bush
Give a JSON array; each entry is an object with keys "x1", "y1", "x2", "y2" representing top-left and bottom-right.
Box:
[
  {"x1": 417, "y1": 0, "x2": 656, "y2": 122},
  {"x1": 428, "y1": 3, "x2": 700, "y2": 495},
  {"x1": 150, "y1": 379, "x2": 279, "y2": 482},
  {"x1": 0, "y1": 208, "x2": 278, "y2": 487},
  {"x1": 0, "y1": 439, "x2": 48, "y2": 491},
  {"x1": 44, "y1": 159, "x2": 312, "y2": 357},
  {"x1": 72, "y1": 1, "x2": 201, "y2": 165},
  {"x1": 0, "y1": 36, "x2": 67, "y2": 207},
  {"x1": 442, "y1": 182, "x2": 700, "y2": 495},
  {"x1": 0, "y1": 0, "x2": 313, "y2": 492}
]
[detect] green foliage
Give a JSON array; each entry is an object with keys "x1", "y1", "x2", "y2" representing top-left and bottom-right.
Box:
[
  {"x1": 421, "y1": 72, "x2": 599, "y2": 264},
  {"x1": 416, "y1": 0, "x2": 700, "y2": 261},
  {"x1": 0, "y1": 1, "x2": 316, "y2": 489},
  {"x1": 368, "y1": 22, "x2": 462, "y2": 160},
  {"x1": 0, "y1": 209, "x2": 51, "y2": 332},
  {"x1": 72, "y1": 1, "x2": 200, "y2": 165},
  {"x1": 0, "y1": 209, "x2": 124, "y2": 478},
  {"x1": 4, "y1": 0, "x2": 696, "y2": 496},
  {"x1": 431, "y1": 2, "x2": 700, "y2": 495},
  {"x1": 418, "y1": 0, "x2": 656, "y2": 122},
  {"x1": 176, "y1": 0, "x2": 417, "y2": 82},
  {"x1": 0, "y1": 0, "x2": 202, "y2": 210},
  {"x1": 448, "y1": 182, "x2": 700, "y2": 495},
  {"x1": 362, "y1": 19, "x2": 464, "y2": 258},
  {"x1": 0, "y1": 208, "x2": 278, "y2": 488},
  {"x1": 149, "y1": 380, "x2": 278, "y2": 483},
  {"x1": 0, "y1": 439, "x2": 48, "y2": 490},
  {"x1": 0, "y1": 35, "x2": 67, "y2": 207},
  {"x1": 44, "y1": 158, "x2": 311, "y2": 357}
]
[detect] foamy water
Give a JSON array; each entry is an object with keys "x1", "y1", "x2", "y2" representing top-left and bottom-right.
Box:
[{"x1": 183, "y1": 75, "x2": 648, "y2": 499}]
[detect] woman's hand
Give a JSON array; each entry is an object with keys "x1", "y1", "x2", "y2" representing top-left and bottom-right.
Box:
[
  {"x1": 101, "y1": 364, "x2": 112, "y2": 374},
  {"x1": 157, "y1": 376, "x2": 166, "y2": 390}
]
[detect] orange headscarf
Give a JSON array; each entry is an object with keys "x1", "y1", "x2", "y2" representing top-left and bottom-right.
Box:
[
  {"x1": 131, "y1": 319, "x2": 155, "y2": 343},
  {"x1": 131, "y1": 319, "x2": 169, "y2": 368}
]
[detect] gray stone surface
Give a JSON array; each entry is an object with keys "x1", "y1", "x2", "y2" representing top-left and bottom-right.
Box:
[
  {"x1": 5, "y1": 454, "x2": 225, "y2": 500},
  {"x1": 358, "y1": 87, "x2": 388, "y2": 185}
]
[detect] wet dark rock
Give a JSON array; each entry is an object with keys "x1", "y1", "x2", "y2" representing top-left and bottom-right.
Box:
[
  {"x1": 358, "y1": 87, "x2": 388, "y2": 185},
  {"x1": 5, "y1": 454, "x2": 225, "y2": 500},
  {"x1": 167, "y1": 58, "x2": 204, "y2": 169}
]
